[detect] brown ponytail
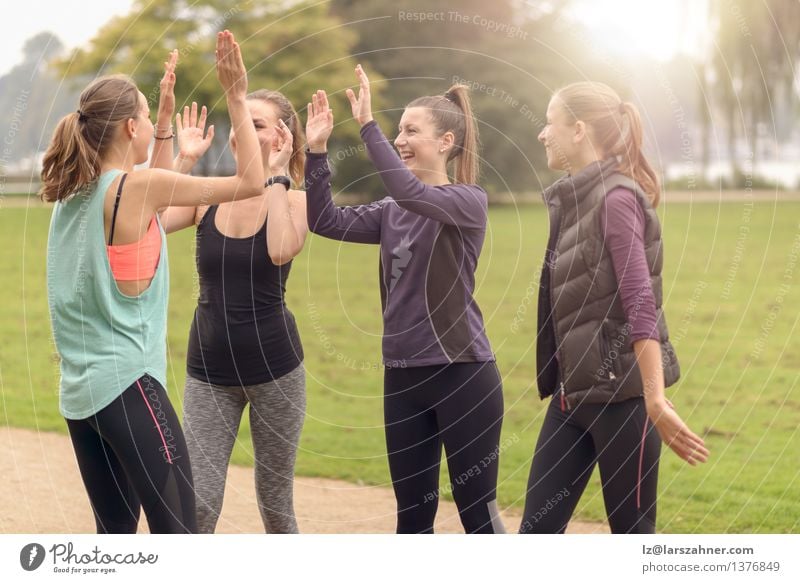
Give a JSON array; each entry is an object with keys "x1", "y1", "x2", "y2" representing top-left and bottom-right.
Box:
[
  {"x1": 40, "y1": 75, "x2": 140, "y2": 202},
  {"x1": 555, "y1": 82, "x2": 661, "y2": 207},
  {"x1": 408, "y1": 84, "x2": 480, "y2": 184},
  {"x1": 247, "y1": 89, "x2": 306, "y2": 186}
]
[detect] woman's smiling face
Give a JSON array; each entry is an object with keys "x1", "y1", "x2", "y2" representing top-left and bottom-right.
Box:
[
  {"x1": 538, "y1": 97, "x2": 578, "y2": 172},
  {"x1": 394, "y1": 106, "x2": 448, "y2": 179}
]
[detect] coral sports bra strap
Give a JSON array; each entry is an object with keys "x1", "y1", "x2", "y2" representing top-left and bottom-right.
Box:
[{"x1": 108, "y1": 172, "x2": 129, "y2": 246}]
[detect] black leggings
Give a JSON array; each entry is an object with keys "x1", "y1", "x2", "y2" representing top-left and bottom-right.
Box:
[
  {"x1": 384, "y1": 361, "x2": 505, "y2": 534},
  {"x1": 519, "y1": 395, "x2": 661, "y2": 534},
  {"x1": 66, "y1": 374, "x2": 197, "y2": 534}
]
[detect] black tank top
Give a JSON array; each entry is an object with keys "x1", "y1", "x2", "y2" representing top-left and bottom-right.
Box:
[{"x1": 186, "y1": 205, "x2": 303, "y2": 385}]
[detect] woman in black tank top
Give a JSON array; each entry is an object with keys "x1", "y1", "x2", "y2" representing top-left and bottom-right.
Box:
[
  {"x1": 187, "y1": 202, "x2": 303, "y2": 383},
  {"x1": 160, "y1": 89, "x2": 309, "y2": 532}
]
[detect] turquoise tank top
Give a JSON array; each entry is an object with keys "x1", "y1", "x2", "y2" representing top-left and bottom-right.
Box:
[{"x1": 46, "y1": 169, "x2": 169, "y2": 419}]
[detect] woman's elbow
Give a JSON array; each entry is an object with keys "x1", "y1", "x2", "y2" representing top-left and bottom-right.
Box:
[
  {"x1": 269, "y1": 253, "x2": 291, "y2": 266},
  {"x1": 269, "y1": 246, "x2": 303, "y2": 266}
]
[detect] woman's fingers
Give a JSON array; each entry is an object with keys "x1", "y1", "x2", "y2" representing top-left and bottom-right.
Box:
[
  {"x1": 166, "y1": 49, "x2": 177, "y2": 75},
  {"x1": 654, "y1": 411, "x2": 710, "y2": 465},
  {"x1": 674, "y1": 429, "x2": 709, "y2": 464},
  {"x1": 190, "y1": 102, "x2": 197, "y2": 127},
  {"x1": 233, "y1": 40, "x2": 243, "y2": 71},
  {"x1": 175, "y1": 112, "x2": 183, "y2": 133},
  {"x1": 356, "y1": 64, "x2": 368, "y2": 86},
  {"x1": 205, "y1": 124, "x2": 215, "y2": 143},
  {"x1": 284, "y1": 123, "x2": 294, "y2": 145},
  {"x1": 275, "y1": 119, "x2": 286, "y2": 142},
  {"x1": 357, "y1": 64, "x2": 370, "y2": 99},
  {"x1": 198, "y1": 105, "x2": 207, "y2": 131},
  {"x1": 319, "y1": 90, "x2": 329, "y2": 111},
  {"x1": 345, "y1": 88, "x2": 357, "y2": 108}
]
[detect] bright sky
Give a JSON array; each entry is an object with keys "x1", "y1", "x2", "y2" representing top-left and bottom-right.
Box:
[
  {"x1": 2, "y1": 0, "x2": 709, "y2": 76},
  {"x1": 2, "y1": 0, "x2": 134, "y2": 76},
  {"x1": 568, "y1": 0, "x2": 710, "y2": 62}
]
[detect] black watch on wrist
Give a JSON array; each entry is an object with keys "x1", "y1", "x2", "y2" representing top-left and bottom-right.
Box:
[{"x1": 265, "y1": 175, "x2": 291, "y2": 189}]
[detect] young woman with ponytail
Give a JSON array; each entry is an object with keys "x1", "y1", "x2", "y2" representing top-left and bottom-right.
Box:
[
  {"x1": 43, "y1": 31, "x2": 266, "y2": 533},
  {"x1": 304, "y1": 66, "x2": 505, "y2": 534},
  {"x1": 158, "y1": 88, "x2": 309, "y2": 534},
  {"x1": 519, "y1": 82, "x2": 709, "y2": 534}
]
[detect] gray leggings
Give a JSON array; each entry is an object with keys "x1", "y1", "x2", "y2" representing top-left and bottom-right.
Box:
[{"x1": 182, "y1": 363, "x2": 306, "y2": 533}]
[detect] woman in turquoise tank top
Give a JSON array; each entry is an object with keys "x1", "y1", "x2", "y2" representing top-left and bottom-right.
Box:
[{"x1": 41, "y1": 32, "x2": 283, "y2": 533}]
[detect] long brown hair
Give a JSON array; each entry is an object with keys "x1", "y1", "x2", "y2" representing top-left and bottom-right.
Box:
[
  {"x1": 407, "y1": 84, "x2": 480, "y2": 184},
  {"x1": 555, "y1": 82, "x2": 661, "y2": 206},
  {"x1": 40, "y1": 75, "x2": 140, "y2": 202},
  {"x1": 246, "y1": 89, "x2": 306, "y2": 186}
]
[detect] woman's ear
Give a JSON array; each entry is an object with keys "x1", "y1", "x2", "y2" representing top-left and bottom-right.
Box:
[
  {"x1": 126, "y1": 118, "x2": 137, "y2": 140},
  {"x1": 573, "y1": 120, "x2": 586, "y2": 144},
  {"x1": 439, "y1": 130, "x2": 455, "y2": 154}
]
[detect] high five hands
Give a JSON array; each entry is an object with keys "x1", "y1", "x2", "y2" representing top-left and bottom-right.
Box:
[
  {"x1": 268, "y1": 119, "x2": 294, "y2": 175},
  {"x1": 306, "y1": 90, "x2": 333, "y2": 154},
  {"x1": 176, "y1": 102, "x2": 214, "y2": 165},
  {"x1": 216, "y1": 30, "x2": 248, "y2": 99},
  {"x1": 155, "y1": 49, "x2": 178, "y2": 134},
  {"x1": 306, "y1": 64, "x2": 375, "y2": 153},
  {"x1": 345, "y1": 64, "x2": 373, "y2": 127}
]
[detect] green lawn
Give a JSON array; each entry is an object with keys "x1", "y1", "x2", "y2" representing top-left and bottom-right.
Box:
[{"x1": 1, "y1": 199, "x2": 798, "y2": 533}]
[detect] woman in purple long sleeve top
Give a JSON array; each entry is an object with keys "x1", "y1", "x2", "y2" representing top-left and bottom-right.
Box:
[
  {"x1": 304, "y1": 66, "x2": 505, "y2": 533},
  {"x1": 519, "y1": 82, "x2": 709, "y2": 534}
]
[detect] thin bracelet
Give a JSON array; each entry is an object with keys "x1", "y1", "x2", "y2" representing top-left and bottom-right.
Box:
[{"x1": 154, "y1": 133, "x2": 175, "y2": 140}]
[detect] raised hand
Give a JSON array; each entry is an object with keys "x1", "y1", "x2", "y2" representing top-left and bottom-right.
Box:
[
  {"x1": 215, "y1": 30, "x2": 247, "y2": 99},
  {"x1": 155, "y1": 49, "x2": 178, "y2": 134},
  {"x1": 306, "y1": 89, "x2": 334, "y2": 154},
  {"x1": 176, "y1": 102, "x2": 214, "y2": 164},
  {"x1": 268, "y1": 118, "x2": 294, "y2": 175},
  {"x1": 345, "y1": 64, "x2": 373, "y2": 127}
]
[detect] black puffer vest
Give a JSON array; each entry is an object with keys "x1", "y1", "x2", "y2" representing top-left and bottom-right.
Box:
[{"x1": 536, "y1": 158, "x2": 680, "y2": 408}]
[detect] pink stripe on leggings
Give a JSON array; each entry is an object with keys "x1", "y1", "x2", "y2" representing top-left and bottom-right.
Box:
[
  {"x1": 636, "y1": 418, "x2": 648, "y2": 509},
  {"x1": 136, "y1": 379, "x2": 173, "y2": 465}
]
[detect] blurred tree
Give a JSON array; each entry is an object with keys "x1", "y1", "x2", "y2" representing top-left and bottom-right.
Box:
[
  {"x1": 0, "y1": 32, "x2": 79, "y2": 174},
  {"x1": 332, "y1": 0, "x2": 621, "y2": 193},
  {"x1": 331, "y1": 0, "x2": 596, "y2": 196},
  {"x1": 709, "y1": 0, "x2": 800, "y2": 183}
]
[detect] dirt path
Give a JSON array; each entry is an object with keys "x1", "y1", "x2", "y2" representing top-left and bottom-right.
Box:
[{"x1": 1, "y1": 426, "x2": 607, "y2": 534}]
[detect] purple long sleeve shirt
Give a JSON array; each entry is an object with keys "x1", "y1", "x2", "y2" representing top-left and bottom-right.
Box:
[
  {"x1": 305, "y1": 120, "x2": 495, "y2": 367},
  {"x1": 601, "y1": 187, "x2": 660, "y2": 343}
]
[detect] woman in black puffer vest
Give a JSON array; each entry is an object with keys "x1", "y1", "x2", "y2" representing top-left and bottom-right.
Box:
[{"x1": 519, "y1": 82, "x2": 709, "y2": 534}]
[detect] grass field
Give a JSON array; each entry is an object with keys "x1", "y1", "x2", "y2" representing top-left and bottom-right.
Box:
[{"x1": 1, "y1": 198, "x2": 799, "y2": 533}]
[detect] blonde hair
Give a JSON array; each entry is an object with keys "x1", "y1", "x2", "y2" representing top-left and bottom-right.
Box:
[
  {"x1": 40, "y1": 75, "x2": 140, "y2": 202},
  {"x1": 555, "y1": 81, "x2": 660, "y2": 206},
  {"x1": 247, "y1": 89, "x2": 306, "y2": 186},
  {"x1": 407, "y1": 84, "x2": 480, "y2": 184}
]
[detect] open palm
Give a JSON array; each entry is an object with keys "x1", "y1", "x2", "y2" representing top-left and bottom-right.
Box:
[
  {"x1": 345, "y1": 64, "x2": 373, "y2": 127},
  {"x1": 306, "y1": 89, "x2": 333, "y2": 152},
  {"x1": 268, "y1": 119, "x2": 294, "y2": 174},
  {"x1": 176, "y1": 102, "x2": 214, "y2": 162}
]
